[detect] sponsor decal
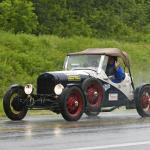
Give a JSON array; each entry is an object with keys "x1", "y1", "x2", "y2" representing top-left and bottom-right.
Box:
[
  {"x1": 109, "y1": 93, "x2": 118, "y2": 101},
  {"x1": 68, "y1": 75, "x2": 81, "y2": 81}
]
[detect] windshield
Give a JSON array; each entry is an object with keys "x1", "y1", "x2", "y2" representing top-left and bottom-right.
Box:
[{"x1": 65, "y1": 55, "x2": 101, "y2": 71}]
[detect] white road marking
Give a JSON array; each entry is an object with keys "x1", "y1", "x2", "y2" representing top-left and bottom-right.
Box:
[{"x1": 66, "y1": 141, "x2": 150, "y2": 150}]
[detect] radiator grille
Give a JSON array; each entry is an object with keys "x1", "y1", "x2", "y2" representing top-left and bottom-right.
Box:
[{"x1": 37, "y1": 73, "x2": 56, "y2": 95}]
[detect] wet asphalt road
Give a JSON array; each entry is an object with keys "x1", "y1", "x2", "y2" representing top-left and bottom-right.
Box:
[{"x1": 0, "y1": 110, "x2": 150, "y2": 150}]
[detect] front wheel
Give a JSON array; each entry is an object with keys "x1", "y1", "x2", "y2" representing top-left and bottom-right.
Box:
[
  {"x1": 60, "y1": 86, "x2": 85, "y2": 121},
  {"x1": 135, "y1": 84, "x2": 150, "y2": 117},
  {"x1": 3, "y1": 86, "x2": 28, "y2": 121}
]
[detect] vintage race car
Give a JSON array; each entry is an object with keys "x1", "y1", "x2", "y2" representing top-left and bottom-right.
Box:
[{"x1": 3, "y1": 48, "x2": 150, "y2": 121}]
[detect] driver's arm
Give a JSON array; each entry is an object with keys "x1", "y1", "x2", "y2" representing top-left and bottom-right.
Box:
[{"x1": 115, "y1": 66, "x2": 125, "y2": 81}]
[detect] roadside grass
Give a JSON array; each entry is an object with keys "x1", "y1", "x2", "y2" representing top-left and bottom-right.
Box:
[
  {"x1": 0, "y1": 101, "x2": 4, "y2": 117},
  {"x1": 0, "y1": 31, "x2": 150, "y2": 116}
]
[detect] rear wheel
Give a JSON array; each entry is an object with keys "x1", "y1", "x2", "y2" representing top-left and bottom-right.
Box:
[
  {"x1": 3, "y1": 86, "x2": 28, "y2": 121},
  {"x1": 135, "y1": 84, "x2": 150, "y2": 117},
  {"x1": 60, "y1": 86, "x2": 85, "y2": 121},
  {"x1": 82, "y1": 78, "x2": 104, "y2": 117}
]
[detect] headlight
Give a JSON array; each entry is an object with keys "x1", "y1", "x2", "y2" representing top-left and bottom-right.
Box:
[
  {"x1": 24, "y1": 84, "x2": 33, "y2": 95},
  {"x1": 54, "y1": 84, "x2": 64, "y2": 95}
]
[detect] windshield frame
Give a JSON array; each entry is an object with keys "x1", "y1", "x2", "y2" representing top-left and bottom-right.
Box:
[{"x1": 64, "y1": 54, "x2": 107, "y2": 72}]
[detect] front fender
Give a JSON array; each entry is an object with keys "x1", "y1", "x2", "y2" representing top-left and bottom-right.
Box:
[
  {"x1": 66, "y1": 83, "x2": 81, "y2": 88},
  {"x1": 10, "y1": 84, "x2": 24, "y2": 90}
]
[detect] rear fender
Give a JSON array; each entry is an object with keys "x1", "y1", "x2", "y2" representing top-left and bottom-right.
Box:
[{"x1": 134, "y1": 83, "x2": 150, "y2": 97}]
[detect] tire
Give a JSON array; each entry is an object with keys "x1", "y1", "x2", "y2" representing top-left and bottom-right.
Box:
[
  {"x1": 135, "y1": 84, "x2": 150, "y2": 117},
  {"x1": 3, "y1": 86, "x2": 28, "y2": 121},
  {"x1": 82, "y1": 78, "x2": 104, "y2": 116},
  {"x1": 60, "y1": 86, "x2": 85, "y2": 121}
]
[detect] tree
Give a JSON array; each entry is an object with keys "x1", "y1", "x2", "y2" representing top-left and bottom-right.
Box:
[{"x1": 0, "y1": 0, "x2": 38, "y2": 33}]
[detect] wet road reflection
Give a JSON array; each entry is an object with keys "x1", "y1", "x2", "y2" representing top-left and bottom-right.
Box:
[{"x1": 0, "y1": 111, "x2": 150, "y2": 150}]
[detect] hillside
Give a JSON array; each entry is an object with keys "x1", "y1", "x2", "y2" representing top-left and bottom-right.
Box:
[{"x1": 0, "y1": 31, "x2": 150, "y2": 115}]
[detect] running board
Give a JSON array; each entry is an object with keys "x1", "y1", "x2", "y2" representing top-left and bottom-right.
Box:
[{"x1": 101, "y1": 106, "x2": 119, "y2": 112}]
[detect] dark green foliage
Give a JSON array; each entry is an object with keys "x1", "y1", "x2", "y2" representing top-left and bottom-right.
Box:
[
  {"x1": 32, "y1": 0, "x2": 150, "y2": 38},
  {"x1": 0, "y1": 0, "x2": 149, "y2": 37},
  {"x1": 0, "y1": 0, "x2": 38, "y2": 33}
]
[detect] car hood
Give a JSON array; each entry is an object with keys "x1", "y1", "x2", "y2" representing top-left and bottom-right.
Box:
[{"x1": 37, "y1": 70, "x2": 95, "y2": 94}]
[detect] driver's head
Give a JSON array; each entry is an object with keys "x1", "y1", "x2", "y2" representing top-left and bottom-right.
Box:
[{"x1": 108, "y1": 56, "x2": 117, "y2": 65}]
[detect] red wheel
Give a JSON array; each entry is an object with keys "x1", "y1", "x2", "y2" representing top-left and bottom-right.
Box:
[
  {"x1": 66, "y1": 91, "x2": 83, "y2": 117},
  {"x1": 60, "y1": 86, "x2": 85, "y2": 121},
  {"x1": 87, "y1": 84, "x2": 103, "y2": 108},
  {"x1": 141, "y1": 89, "x2": 150, "y2": 113},
  {"x1": 82, "y1": 78, "x2": 104, "y2": 116},
  {"x1": 135, "y1": 84, "x2": 150, "y2": 117}
]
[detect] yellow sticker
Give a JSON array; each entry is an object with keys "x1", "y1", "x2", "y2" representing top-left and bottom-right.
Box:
[{"x1": 68, "y1": 75, "x2": 81, "y2": 81}]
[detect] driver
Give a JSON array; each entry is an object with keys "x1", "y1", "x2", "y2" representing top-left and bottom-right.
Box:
[{"x1": 106, "y1": 56, "x2": 125, "y2": 83}]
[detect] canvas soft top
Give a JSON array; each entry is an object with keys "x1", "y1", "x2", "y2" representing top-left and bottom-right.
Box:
[{"x1": 68, "y1": 48, "x2": 130, "y2": 67}]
